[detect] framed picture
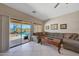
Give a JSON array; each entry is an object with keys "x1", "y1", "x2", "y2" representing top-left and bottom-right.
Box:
[
  {"x1": 60, "y1": 24, "x2": 67, "y2": 29},
  {"x1": 51, "y1": 24, "x2": 58, "y2": 30},
  {"x1": 46, "y1": 25, "x2": 49, "y2": 30}
]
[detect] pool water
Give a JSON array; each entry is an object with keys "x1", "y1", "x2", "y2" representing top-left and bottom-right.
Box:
[{"x1": 19, "y1": 32, "x2": 30, "y2": 37}]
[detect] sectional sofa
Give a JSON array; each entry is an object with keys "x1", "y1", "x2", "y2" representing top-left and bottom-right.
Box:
[
  {"x1": 32, "y1": 32, "x2": 79, "y2": 53},
  {"x1": 63, "y1": 33, "x2": 79, "y2": 53}
]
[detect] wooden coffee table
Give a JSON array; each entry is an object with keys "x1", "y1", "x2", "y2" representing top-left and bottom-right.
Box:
[{"x1": 41, "y1": 37, "x2": 63, "y2": 54}]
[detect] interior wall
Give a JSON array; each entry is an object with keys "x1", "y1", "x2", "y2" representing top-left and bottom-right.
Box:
[
  {"x1": 0, "y1": 15, "x2": 2, "y2": 52},
  {"x1": 2, "y1": 15, "x2": 9, "y2": 52},
  {"x1": 0, "y1": 15, "x2": 9, "y2": 52},
  {"x1": 44, "y1": 11, "x2": 79, "y2": 33}
]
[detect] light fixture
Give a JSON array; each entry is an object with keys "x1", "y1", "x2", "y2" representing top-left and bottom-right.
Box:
[
  {"x1": 54, "y1": 3, "x2": 60, "y2": 8},
  {"x1": 32, "y1": 11, "x2": 36, "y2": 13},
  {"x1": 54, "y1": 3, "x2": 69, "y2": 8}
]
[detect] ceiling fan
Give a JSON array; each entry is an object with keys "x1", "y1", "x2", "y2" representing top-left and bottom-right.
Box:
[{"x1": 54, "y1": 3, "x2": 68, "y2": 8}]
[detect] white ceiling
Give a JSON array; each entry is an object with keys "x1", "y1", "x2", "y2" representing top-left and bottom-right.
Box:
[{"x1": 4, "y1": 3, "x2": 79, "y2": 21}]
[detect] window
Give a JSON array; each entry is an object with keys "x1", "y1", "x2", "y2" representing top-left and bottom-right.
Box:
[{"x1": 33, "y1": 24, "x2": 42, "y2": 33}]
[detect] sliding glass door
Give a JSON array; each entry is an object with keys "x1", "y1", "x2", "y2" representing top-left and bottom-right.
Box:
[{"x1": 9, "y1": 19, "x2": 31, "y2": 48}]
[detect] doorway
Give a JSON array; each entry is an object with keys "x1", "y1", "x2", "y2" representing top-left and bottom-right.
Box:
[{"x1": 9, "y1": 18, "x2": 32, "y2": 48}]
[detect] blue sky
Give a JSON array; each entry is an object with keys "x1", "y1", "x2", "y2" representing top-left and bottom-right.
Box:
[{"x1": 10, "y1": 23, "x2": 31, "y2": 29}]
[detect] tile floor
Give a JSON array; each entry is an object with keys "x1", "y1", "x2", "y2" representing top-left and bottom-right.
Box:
[{"x1": 0, "y1": 41, "x2": 79, "y2": 56}]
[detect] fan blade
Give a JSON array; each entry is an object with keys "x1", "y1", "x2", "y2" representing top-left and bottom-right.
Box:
[{"x1": 54, "y1": 3, "x2": 60, "y2": 8}]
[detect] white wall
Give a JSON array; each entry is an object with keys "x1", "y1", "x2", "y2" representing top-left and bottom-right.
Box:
[
  {"x1": 0, "y1": 15, "x2": 9, "y2": 52},
  {"x1": 44, "y1": 11, "x2": 79, "y2": 33},
  {"x1": 0, "y1": 15, "x2": 2, "y2": 52}
]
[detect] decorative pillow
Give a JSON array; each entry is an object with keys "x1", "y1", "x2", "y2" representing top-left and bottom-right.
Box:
[
  {"x1": 71, "y1": 34, "x2": 78, "y2": 40},
  {"x1": 69, "y1": 34, "x2": 73, "y2": 39},
  {"x1": 75, "y1": 35, "x2": 79, "y2": 41}
]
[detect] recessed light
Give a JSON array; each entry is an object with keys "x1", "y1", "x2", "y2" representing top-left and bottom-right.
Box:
[{"x1": 32, "y1": 11, "x2": 36, "y2": 13}]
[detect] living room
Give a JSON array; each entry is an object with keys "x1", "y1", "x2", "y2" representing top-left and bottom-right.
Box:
[{"x1": 0, "y1": 3, "x2": 79, "y2": 56}]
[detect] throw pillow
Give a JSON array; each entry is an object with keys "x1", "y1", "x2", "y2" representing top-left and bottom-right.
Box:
[{"x1": 70, "y1": 34, "x2": 78, "y2": 40}]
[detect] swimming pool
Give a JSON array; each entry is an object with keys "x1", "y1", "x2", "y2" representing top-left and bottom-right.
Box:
[{"x1": 19, "y1": 32, "x2": 30, "y2": 37}]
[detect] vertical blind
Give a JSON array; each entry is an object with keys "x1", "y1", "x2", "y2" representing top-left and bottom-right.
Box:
[{"x1": 33, "y1": 24, "x2": 42, "y2": 33}]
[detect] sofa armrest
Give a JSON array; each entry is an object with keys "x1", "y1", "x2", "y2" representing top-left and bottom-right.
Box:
[{"x1": 63, "y1": 39, "x2": 79, "y2": 48}]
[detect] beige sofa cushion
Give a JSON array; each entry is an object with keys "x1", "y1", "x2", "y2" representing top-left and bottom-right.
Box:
[{"x1": 63, "y1": 39, "x2": 79, "y2": 47}]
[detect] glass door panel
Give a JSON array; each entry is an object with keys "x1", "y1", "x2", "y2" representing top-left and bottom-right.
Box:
[
  {"x1": 9, "y1": 21, "x2": 22, "y2": 47},
  {"x1": 22, "y1": 24, "x2": 31, "y2": 43}
]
